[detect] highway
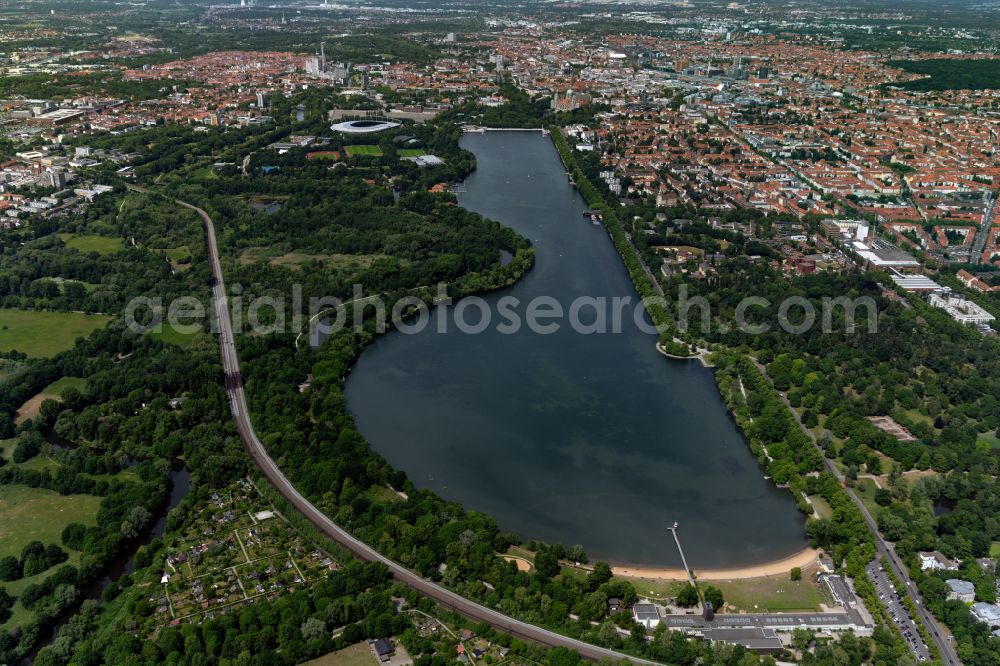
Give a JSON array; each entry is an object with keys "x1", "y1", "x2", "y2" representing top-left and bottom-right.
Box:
[{"x1": 179, "y1": 198, "x2": 661, "y2": 664}]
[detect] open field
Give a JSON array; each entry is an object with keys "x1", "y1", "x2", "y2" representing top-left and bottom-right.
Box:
[
  {"x1": 502, "y1": 555, "x2": 533, "y2": 572},
  {"x1": 154, "y1": 245, "x2": 192, "y2": 261},
  {"x1": 808, "y1": 494, "x2": 833, "y2": 520},
  {"x1": 0, "y1": 308, "x2": 111, "y2": 357},
  {"x1": 0, "y1": 485, "x2": 101, "y2": 630},
  {"x1": 0, "y1": 484, "x2": 100, "y2": 560},
  {"x1": 615, "y1": 575, "x2": 685, "y2": 602},
  {"x1": 715, "y1": 568, "x2": 827, "y2": 612},
  {"x1": 15, "y1": 376, "x2": 87, "y2": 424},
  {"x1": 302, "y1": 642, "x2": 374, "y2": 666},
  {"x1": 978, "y1": 433, "x2": 1000, "y2": 450},
  {"x1": 397, "y1": 148, "x2": 427, "y2": 157},
  {"x1": 991, "y1": 542, "x2": 1000, "y2": 558},
  {"x1": 854, "y1": 478, "x2": 883, "y2": 518},
  {"x1": 345, "y1": 145, "x2": 383, "y2": 157},
  {"x1": 41, "y1": 277, "x2": 99, "y2": 294},
  {"x1": 306, "y1": 151, "x2": 342, "y2": 161},
  {"x1": 57, "y1": 233, "x2": 123, "y2": 255},
  {"x1": 150, "y1": 321, "x2": 205, "y2": 347},
  {"x1": 365, "y1": 485, "x2": 404, "y2": 505}
]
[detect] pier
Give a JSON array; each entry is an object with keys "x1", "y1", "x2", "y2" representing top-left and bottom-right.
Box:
[{"x1": 669, "y1": 522, "x2": 695, "y2": 586}]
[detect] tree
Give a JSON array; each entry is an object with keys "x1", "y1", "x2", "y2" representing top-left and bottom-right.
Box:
[
  {"x1": 675, "y1": 584, "x2": 699, "y2": 607},
  {"x1": 790, "y1": 567, "x2": 802, "y2": 581},
  {"x1": 0, "y1": 556, "x2": 20, "y2": 582},
  {"x1": 62, "y1": 523, "x2": 88, "y2": 551},
  {"x1": 567, "y1": 544, "x2": 588, "y2": 564},
  {"x1": 703, "y1": 585, "x2": 724, "y2": 610},
  {"x1": 588, "y1": 561, "x2": 613, "y2": 589},
  {"x1": 546, "y1": 647, "x2": 581, "y2": 666},
  {"x1": 121, "y1": 506, "x2": 152, "y2": 539},
  {"x1": 534, "y1": 551, "x2": 560, "y2": 579},
  {"x1": 300, "y1": 617, "x2": 326, "y2": 642}
]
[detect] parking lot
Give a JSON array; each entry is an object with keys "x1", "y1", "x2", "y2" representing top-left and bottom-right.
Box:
[{"x1": 866, "y1": 561, "x2": 931, "y2": 661}]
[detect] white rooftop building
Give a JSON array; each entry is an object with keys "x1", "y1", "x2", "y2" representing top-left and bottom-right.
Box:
[
  {"x1": 632, "y1": 602, "x2": 661, "y2": 629},
  {"x1": 929, "y1": 289, "x2": 995, "y2": 326},
  {"x1": 918, "y1": 551, "x2": 959, "y2": 571},
  {"x1": 972, "y1": 602, "x2": 1000, "y2": 627},
  {"x1": 891, "y1": 274, "x2": 941, "y2": 292}
]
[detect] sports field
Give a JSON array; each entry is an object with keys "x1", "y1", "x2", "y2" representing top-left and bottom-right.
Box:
[
  {"x1": 345, "y1": 145, "x2": 383, "y2": 157},
  {"x1": 0, "y1": 308, "x2": 111, "y2": 357}
]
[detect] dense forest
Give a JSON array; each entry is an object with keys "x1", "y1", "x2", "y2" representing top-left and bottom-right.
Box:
[{"x1": 888, "y1": 59, "x2": 1000, "y2": 91}]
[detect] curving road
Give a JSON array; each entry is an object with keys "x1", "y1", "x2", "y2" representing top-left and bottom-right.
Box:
[{"x1": 179, "y1": 198, "x2": 659, "y2": 664}]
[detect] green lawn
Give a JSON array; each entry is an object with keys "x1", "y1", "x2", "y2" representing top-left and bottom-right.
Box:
[
  {"x1": 15, "y1": 376, "x2": 87, "y2": 424},
  {"x1": 0, "y1": 484, "x2": 100, "y2": 558},
  {"x1": 150, "y1": 321, "x2": 204, "y2": 346},
  {"x1": 716, "y1": 573, "x2": 825, "y2": 612},
  {"x1": 615, "y1": 575, "x2": 686, "y2": 602},
  {"x1": 39, "y1": 277, "x2": 99, "y2": 294},
  {"x1": 154, "y1": 246, "x2": 192, "y2": 262},
  {"x1": 977, "y1": 433, "x2": 1000, "y2": 450},
  {"x1": 57, "y1": 233, "x2": 123, "y2": 255},
  {"x1": 365, "y1": 485, "x2": 403, "y2": 505},
  {"x1": 990, "y1": 542, "x2": 1000, "y2": 557},
  {"x1": 44, "y1": 376, "x2": 87, "y2": 397},
  {"x1": 0, "y1": 308, "x2": 111, "y2": 357},
  {"x1": 0, "y1": 485, "x2": 101, "y2": 631},
  {"x1": 345, "y1": 145, "x2": 383, "y2": 157},
  {"x1": 808, "y1": 494, "x2": 833, "y2": 520},
  {"x1": 397, "y1": 148, "x2": 427, "y2": 157},
  {"x1": 854, "y1": 478, "x2": 883, "y2": 519}
]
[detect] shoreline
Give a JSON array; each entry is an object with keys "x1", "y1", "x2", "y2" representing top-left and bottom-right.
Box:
[{"x1": 610, "y1": 546, "x2": 819, "y2": 581}]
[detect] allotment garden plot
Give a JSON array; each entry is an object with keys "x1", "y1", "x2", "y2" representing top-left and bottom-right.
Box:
[{"x1": 156, "y1": 480, "x2": 338, "y2": 626}]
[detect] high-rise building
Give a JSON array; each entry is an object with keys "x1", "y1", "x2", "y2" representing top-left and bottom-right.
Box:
[{"x1": 47, "y1": 171, "x2": 66, "y2": 188}]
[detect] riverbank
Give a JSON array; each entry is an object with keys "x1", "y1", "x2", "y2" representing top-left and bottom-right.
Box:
[{"x1": 612, "y1": 546, "x2": 820, "y2": 581}]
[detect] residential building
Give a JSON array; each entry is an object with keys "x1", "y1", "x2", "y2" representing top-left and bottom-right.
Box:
[
  {"x1": 946, "y1": 579, "x2": 975, "y2": 604},
  {"x1": 919, "y1": 551, "x2": 960, "y2": 572}
]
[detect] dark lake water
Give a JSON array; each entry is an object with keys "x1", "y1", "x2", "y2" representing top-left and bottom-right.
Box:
[{"x1": 345, "y1": 132, "x2": 806, "y2": 568}]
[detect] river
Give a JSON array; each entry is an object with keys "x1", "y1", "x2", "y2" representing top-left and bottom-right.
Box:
[{"x1": 345, "y1": 131, "x2": 806, "y2": 568}]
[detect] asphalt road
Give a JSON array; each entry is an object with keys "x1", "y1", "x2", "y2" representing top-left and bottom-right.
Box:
[
  {"x1": 179, "y1": 198, "x2": 660, "y2": 664},
  {"x1": 971, "y1": 190, "x2": 997, "y2": 262}
]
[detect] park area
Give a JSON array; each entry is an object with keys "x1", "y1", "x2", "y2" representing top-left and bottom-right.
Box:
[
  {"x1": 0, "y1": 309, "x2": 111, "y2": 357},
  {"x1": 56, "y1": 233, "x2": 123, "y2": 255},
  {"x1": 0, "y1": 483, "x2": 101, "y2": 630},
  {"x1": 15, "y1": 376, "x2": 86, "y2": 425}
]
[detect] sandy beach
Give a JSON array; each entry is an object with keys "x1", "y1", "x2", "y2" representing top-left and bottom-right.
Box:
[{"x1": 612, "y1": 547, "x2": 819, "y2": 581}]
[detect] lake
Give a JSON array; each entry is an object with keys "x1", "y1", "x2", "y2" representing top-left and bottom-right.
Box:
[{"x1": 345, "y1": 131, "x2": 806, "y2": 568}]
